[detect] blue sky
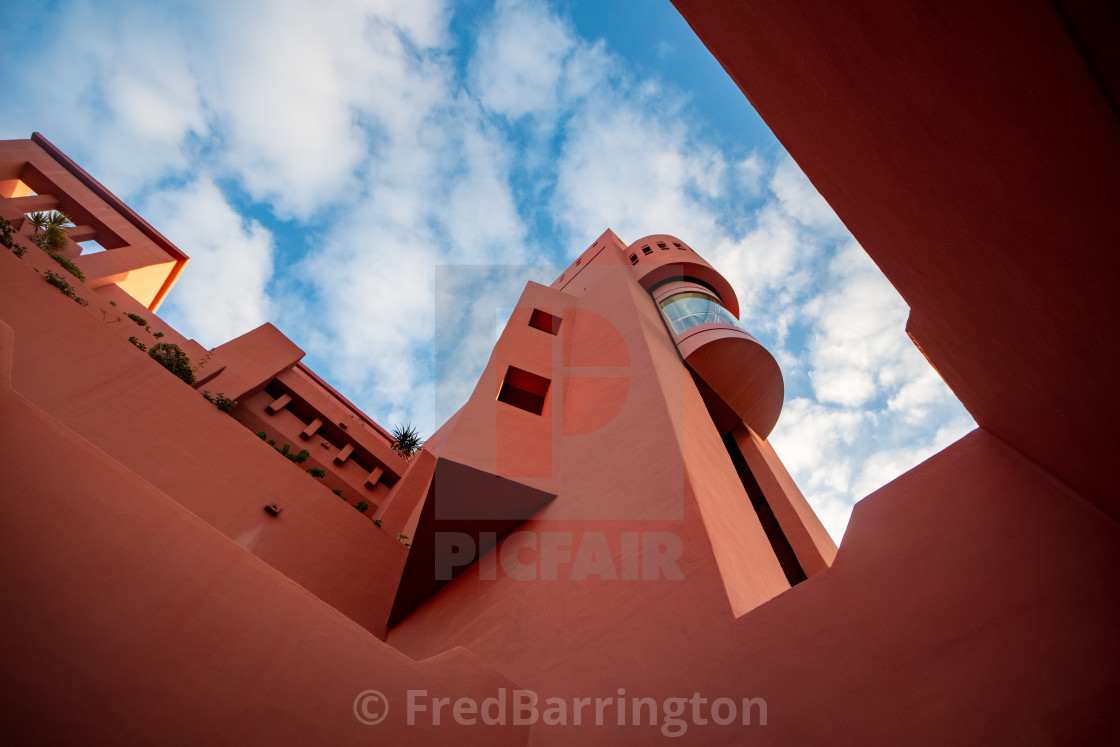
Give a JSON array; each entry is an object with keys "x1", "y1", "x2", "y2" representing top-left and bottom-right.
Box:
[{"x1": 1, "y1": 0, "x2": 974, "y2": 541}]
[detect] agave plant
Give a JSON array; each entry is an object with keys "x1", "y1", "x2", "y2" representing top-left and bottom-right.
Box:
[
  {"x1": 28, "y1": 211, "x2": 72, "y2": 251},
  {"x1": 390, "y1": 423, "x2": 424, "y2": 458}
]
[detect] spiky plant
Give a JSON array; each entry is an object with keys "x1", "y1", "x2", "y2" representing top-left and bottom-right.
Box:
[
  {"x1": 28, "y1": 211, "x2": 72, "y2": 251},
  {"x1": 390, "y1": 423, "x2": 424, "y2": 458}
]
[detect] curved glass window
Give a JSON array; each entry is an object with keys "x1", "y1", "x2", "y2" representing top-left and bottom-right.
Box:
[{"x1": 659, "y1": 291, "x2": 739, "y2": 336}]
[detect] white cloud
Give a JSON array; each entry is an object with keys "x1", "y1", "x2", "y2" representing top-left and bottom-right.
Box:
[
  {"x1": 770, "y1": 156, "x2": 844, "y2": 230},
  {"x1": 0, "y1": 1, "x2": 206, "y2": 193},
  {"x1": 142, "y1": 178, "x2": 274, "y2": 347},
  {"x1": 471, "y1": 0, "x2": 577, "y2": 119},
  {"x1": 190, "y1": 0, "x2": 452, "y2": 218},
  {"x1": 550, "y1": 100, "x2": 726, "y2": 247}
]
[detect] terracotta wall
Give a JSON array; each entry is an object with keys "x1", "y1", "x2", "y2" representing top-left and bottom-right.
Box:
[{"x1": 0, "y1": 248, "x2": 406, "y2": 637}]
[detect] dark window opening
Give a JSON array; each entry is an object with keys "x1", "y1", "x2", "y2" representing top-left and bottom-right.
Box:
[
  {"x1": 721, "y1": 432, "x2": 807, "y2": 586},
  {"x1": 629, "y1": 253, "x2": 639, "y2": 264},
  {"x1": 641, "y1": 245, "x2": 652, "y2": 254},
  {"x1": 674, "y1": 242, "x2": 683, "y2": 249},
  {"x1": 528, "y1": 308, "x2": 562, "y2": 335},
  {"x1": 497, "y1": 366, "x2": 550, "y2": 415},
  {"x1": 657, "y1": 242, "x2": 668, "y2": 249}
]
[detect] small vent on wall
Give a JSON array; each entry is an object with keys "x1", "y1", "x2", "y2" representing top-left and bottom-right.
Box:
[
  {"x1": 497, "y1": 366, "x2": 550, "y2": 415},
  {"x1": 528, "y1": 309, "x2": 562, "y2": 335}
]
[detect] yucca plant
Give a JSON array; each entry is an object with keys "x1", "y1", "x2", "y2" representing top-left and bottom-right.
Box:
[
  {"x1": 28, "y1": 211, "x2": 72, "y2": 251},
  {"x1": 390, "y1": 423, "x2": 424, "y2": 458}
]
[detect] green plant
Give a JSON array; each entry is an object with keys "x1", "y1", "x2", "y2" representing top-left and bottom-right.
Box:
[
  {"x1": 267, "y1": 439, "x2": 276, "y2": 446},
  {"x1": 308, "y1": 467, "x2": 326, "y2": 478},
  {"x1": 128, "y1": 336, "x2": 147, "y2": 351},
  {"x1": 109, "y1": 301, "x2": 117, "y2": 306},
  {"x1": 255, "y1": 431, "x2": 267, "y2": 440},
  {"x1": 147, "y1": 342, "x2": 195, "y2": 385},
  {"x1": 356, "y1": 501, "x2": 369, "y2": 513},
  {"x1": 390, "y1": 423, "x2": 424, "y2": 458},
  {"x1": 1, "y1": 217, "x2": 28, "y2": 257},
  {"x1": 125, "y1": 312, "x2": 147, "y2": 327},
  {"x1": 28, "y1": 211, "x2": 71, "y2": 251},
  {"x1": 45, "y1": 251, "x2": 85, "y2": 281},
  {"x1": 202, "y1": 391, "x2": 235, "y2": 412},
  {"x1": 373, "y1": 519, "x2": 383, "y2": 527},
  {"x1": 152, "y1": 331, "x2": 164, "y2": 339},
  {"x1": 332, "y1": 488, "x2": 343, "y2": 496},
  {"x1": 192, "y1": 348, "x2": 215, "y2": 377},
  {"x1": 42, "y1": 269, "x2": 88, "y2": 305},
  {"x1": 274, "y1": 443, "x2": 310, "y2": 463}
]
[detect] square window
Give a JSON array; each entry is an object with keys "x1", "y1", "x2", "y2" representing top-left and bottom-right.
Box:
[
  {"x1": 641, "y1": 245, "x2": 652, "y2": 254},
  {"x1": 497, "y1": 366, "x2": 550, "y2": 415},
  {"x1": 629, "y1": 253, "x2": 638, "y2": 264},
  {"x1": 528, "y1": 308, "x2": 562, "y2": 335}
]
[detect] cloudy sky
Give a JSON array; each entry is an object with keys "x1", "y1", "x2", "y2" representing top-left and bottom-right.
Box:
[{"x1": 1, "y1": 0, "x2": 974, "y2": 541}]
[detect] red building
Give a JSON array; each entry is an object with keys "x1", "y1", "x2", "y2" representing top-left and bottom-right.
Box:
[{"x1": 2, "y1": 0, "x2": 1118, "y2": 740}]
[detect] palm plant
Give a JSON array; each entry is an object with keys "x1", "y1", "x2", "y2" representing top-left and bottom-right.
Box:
[
  {"x1": 28, "y1": 211, "x2": 72, "y2": 251},
  {"x1": 390, "y1": 423, "x2": 424, "y2": 458}
]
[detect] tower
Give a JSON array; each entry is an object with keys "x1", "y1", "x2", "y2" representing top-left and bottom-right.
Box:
[{"x1": 378, "y1": 230, "x2": 837, "y2": 706}]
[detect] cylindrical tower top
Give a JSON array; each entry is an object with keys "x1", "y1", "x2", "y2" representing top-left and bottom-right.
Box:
[
  {"x1": 626, "y1": 233, "x2": 783, "y2": 438},
  {"x1": 623, "y1": 234, "x2": 740, "y2": 319}
]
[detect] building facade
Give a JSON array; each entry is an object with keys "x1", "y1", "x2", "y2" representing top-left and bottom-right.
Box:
[
  {"x1": 2, "y1": 133, "x2": 839, "y2": 742},
  {"x1": 3, "y1": 0, "x2": 1119, "y2": 734}
]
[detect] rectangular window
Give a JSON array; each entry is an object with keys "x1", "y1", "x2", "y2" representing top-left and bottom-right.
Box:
[
  {"x1": 528, "y1": 308, "x2": 562, "y2": 335},
  {"x1": 497, "y1": 366, "x2": 550, "y2": 415},
  {"x1": 77, "y1": 238, "x2": 107, "y2": 254},
  {"x1": 629, "y1": 253, "x2": 638, "y2": 264}
]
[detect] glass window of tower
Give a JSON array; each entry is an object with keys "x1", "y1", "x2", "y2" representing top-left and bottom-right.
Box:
[{"x1": 658, "y1": 291, "x2": 739, "y2": 336}]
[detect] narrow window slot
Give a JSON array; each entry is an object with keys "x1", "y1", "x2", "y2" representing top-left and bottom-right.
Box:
[{"x1": 721, "y1": 432, "x2": 807, "y2": 586}]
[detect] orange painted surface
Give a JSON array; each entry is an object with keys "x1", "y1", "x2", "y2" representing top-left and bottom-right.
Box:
[
  {"x1": 7, "y1": 2, "x2": 1119, "y2": 732},
  {"x1": 0, "y1": 360, "x2": 526, "y2": 744},
  {"x1": 0, "y1": 248, "x2": 407, "y2": 638}
]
